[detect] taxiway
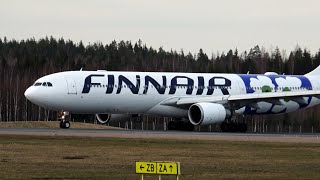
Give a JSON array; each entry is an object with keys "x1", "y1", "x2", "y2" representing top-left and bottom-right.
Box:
[{"x1": 0, "y1": 128, "x2": 319, "y2": 143}]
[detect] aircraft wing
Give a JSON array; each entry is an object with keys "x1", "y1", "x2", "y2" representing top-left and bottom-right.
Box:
[{"x1": 161, "y1": 90, "x2": 320, "y2": 110}]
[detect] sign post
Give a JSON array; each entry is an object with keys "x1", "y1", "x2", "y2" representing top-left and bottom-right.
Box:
[{"x1": 135, "y1": 161, "x2": 181, "y2": 180}]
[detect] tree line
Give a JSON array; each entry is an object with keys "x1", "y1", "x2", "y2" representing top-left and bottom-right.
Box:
[{"x1": 0, "y1": 36, "x2": 320, "y2": 132}]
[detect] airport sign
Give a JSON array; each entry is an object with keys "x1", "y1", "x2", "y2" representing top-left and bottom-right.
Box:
[
  {"x1": 135, "y1": 161, "x2": 180, "y2": 175},
  {"x1": 157, "y1": 162, "x2": 180, "y2": 175},
  {"x1": 135, "y1": 162, "x2": 157, "y2": 174}
]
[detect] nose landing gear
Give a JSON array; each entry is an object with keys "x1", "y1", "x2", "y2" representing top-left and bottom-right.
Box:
[{"x1": 59, "y1": 111, "x2": 70, "y2": 129}]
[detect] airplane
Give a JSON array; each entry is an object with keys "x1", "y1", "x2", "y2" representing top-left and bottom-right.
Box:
[{"x1": 24, "y1": 66, "x2": 320, "y2": 132}]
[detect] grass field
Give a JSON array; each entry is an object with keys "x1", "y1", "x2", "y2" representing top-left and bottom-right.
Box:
[{"x1": 0, "y1": 135, "x2": 319, "y2": 179}]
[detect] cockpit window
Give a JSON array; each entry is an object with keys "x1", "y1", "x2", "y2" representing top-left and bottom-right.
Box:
[
  {"x1": 34, "y1": 82, "x2": 42, "y2": 86},
  {"x1": 34, "y1": 82, "x2": 53, "y2": 87}
]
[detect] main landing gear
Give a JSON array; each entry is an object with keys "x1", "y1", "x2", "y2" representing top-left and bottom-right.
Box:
[
  {"x1": 220, "y1": 121, "x2": 247, "y2": 133},
  {"x1": 59, "y1": 111, "x2": 70, "y2": 129},
  {"x1": 168, "y1": 120, "x2": 194, "y2": 131}
]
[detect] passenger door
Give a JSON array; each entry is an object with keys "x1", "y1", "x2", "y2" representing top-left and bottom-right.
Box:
[{"x1": 65, "y1": 78, "x2": 77, "y2": 94}]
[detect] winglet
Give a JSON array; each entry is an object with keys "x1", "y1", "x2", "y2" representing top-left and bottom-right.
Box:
[{"x1": 305, "y1": 65, "x2": 320, "y2": 76}]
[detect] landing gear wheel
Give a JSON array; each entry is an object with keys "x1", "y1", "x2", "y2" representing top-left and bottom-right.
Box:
[
  {"x1": 238, "y1": 123, "x2": 247, "y2": 133},
  {"x1": 168, "y1": 121, "x2": 177, "y2": 130},
  {"x1": 183, "y1": 122, "x2": 195, "y2": 131},
  {"x1": 59, "y1": 120, "x2": 70, "y2": 129},
  {"x1": 168, "y1": 121, "x2": 194, "y2": 131},
  {"x1": 59, "y1": 120, "x2": 64, "y2": 128},
  {"x1": 64, "y1": 121, "x2": 70, "y2": 129},
  {"x1": 220, "y1": 122, "x2": 247, "y2": 133},
  {"x1": 229, "y1": 123, "x2": 237, "y2": 132},
  {"x1": 221, "y1": 122, "x2": 228, "y2": 132},
  {"x1": 58, "y1": 111, "x2": 70, "y2": 129}
]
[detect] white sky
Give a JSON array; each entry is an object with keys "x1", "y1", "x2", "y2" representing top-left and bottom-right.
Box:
[{"x1": 1, "y1": 0, "x2": 320, "y2": 55}]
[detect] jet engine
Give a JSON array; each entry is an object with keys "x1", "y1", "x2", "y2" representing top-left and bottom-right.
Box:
[
  {"x1": 188, "y1": 103, "x2": 230, "y2": 126},
  {"x1": 96, "y1": 114, "x2": 134, "y2": 124}
]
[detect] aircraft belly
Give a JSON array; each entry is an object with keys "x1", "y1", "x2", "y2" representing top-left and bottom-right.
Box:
[
  {"x1": 145, "y1": 105, "x2": 187, "y2": 118},
  {"x1": 64, "y1": 93, "x2": 166, "y2": 114}
]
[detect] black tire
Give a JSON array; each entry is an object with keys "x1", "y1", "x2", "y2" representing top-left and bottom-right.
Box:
[
  {"x1": 168, "y1": 121, "x2": 176, "y2": 130},
  {"x1": 59, "y1": 120, "x2": 65, "y2": 128},
  {"x1": 221, "y1": 122, "x2": 229, "y2": 132},
  {"x1": 184, "y1": 122, "x2": 195, "y2": 131},
  {"x1": 168, "y1": 121, "x2": 194, "y2": 131},
  {"x1": 221, "y1": 122, "x2": 247, "y2": 133},
  {"x1": 228, "y1": 122, "x2": 237, "y2": 132},
  {"x1": 64, "y1": 121, "x2": 70, "y2": 129},
  {"x1": 238, "y1": 123, "x2": 247, "y2": 133}
]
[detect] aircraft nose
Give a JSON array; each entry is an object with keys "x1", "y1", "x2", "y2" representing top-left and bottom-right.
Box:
[{"x1": 24, "y1": 87, "x2": 35, "y2": 101}]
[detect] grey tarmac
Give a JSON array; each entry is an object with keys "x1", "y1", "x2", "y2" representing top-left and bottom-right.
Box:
[{"x1": 0, "y1": 127, "x2": 319, "y2": 143}]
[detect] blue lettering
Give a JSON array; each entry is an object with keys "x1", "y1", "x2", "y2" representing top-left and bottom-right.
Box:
[
  {"x1": 169, "y1": 76, "x2": 194, "y2": 95},
  {"x1": 207, "y1": 77, "x2": 231, "y2": 95},
  {"x1": 82, "y1": 74, "x2": 105, "y2": 93},
  {"x1": 196, "y1": 76, "x2": 204, "y2": 95},
  {"x1": 116, "y1": 75, "x2": 140, "y2": 94},
  {"x1": 82, "y1": 74, "x2": 233, "y2": 96},
  {"x1": 143, "y1": 76, "x2": 166, "y2": 94},
  {"x1": 106, "y1": 75, "x2": 114, "y2": 94}
]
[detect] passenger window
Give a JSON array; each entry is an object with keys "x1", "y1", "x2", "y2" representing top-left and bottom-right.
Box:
[{"x1": 47, "y1": 82, "x2": 53, "y2": 87}]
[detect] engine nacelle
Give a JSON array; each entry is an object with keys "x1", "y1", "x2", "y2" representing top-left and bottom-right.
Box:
[
  {"x1": 188, "y1": 103, "x2": 229, "y2": 126},
  {"x1": 95, "y1": 114, "x2": 133, "y2": 124}
]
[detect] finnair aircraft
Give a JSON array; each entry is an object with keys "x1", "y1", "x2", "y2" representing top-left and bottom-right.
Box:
[{"x1": 24, "y1": 66, "x2": 320, "y2": 132}]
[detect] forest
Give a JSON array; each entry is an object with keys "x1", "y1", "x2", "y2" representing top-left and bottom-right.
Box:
[{"x1": 0, "y1": 36, "x2": 320, "y2": 132}]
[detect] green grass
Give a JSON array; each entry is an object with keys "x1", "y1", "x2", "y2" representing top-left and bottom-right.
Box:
[{"x1": 0, "y1": 135, "x2": 319, "y2": 179}]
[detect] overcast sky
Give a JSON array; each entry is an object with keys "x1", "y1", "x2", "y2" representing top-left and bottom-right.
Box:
[{"x1": 1, "y1": 0, "x2": 320, "y2": 55}]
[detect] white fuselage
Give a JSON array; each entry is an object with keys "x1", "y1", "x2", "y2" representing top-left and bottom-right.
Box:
[{"x1": 24, "y1": 71, "x2": 320, "y2": 118}]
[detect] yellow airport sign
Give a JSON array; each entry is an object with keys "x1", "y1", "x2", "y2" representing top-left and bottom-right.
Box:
[
  {"x1": 135, "y1": 162, "x2": 157, "y2": 174},
  {"x1": 157, "y1": 162, "x2": 180, "y2": 175},
  {"x1": 135, "y1": 161, "x2": 180, "y2": 175}
]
